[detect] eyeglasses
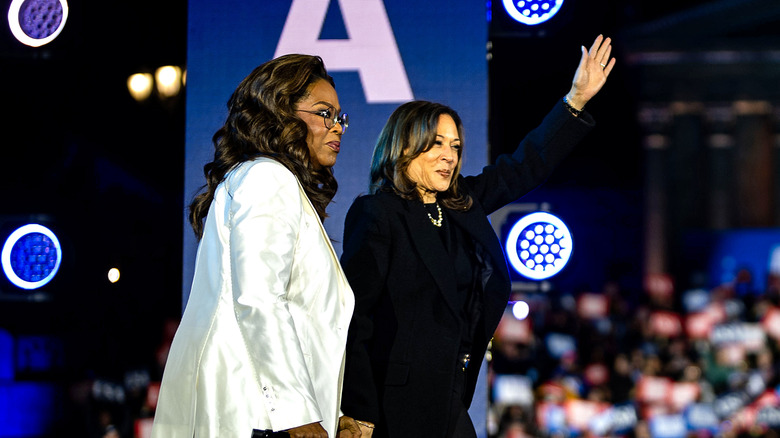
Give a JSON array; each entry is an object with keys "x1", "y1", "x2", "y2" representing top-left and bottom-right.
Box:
[{"x1": 296, "y1": 108, "x2": 349, "y2": 133}]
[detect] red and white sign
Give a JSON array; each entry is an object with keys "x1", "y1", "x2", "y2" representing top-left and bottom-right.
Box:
[
  {"x1": 731, "y1": 405, "x2": 759, "y2": 432},
  {"x1": 637, "y1": 375, "x2": 672, "y2": 404},
  {"x1": 583, "y1": 363, "x2": 609, "y2": 387},
  {"x1": 762, "y1": 307, "x2": 780, "y2": 341},
  {"x1": 649, "y1": 311, "x2": 683, "y2": 338},
  {"x1": 751, "y1": 389, "x2": 780, "y2": 410},
  {"x1": 135, "y1": 418, "x2": 154, "y2": 438},
  {"x1": 496, "y1": 312, "x2": 534, "y2": 344},
  {"x1": 686, "y1": 312, "x2": 714, "y2": 339},
  {"x1": 668, "y1": 382, "x2": 700, "y2": 412},
  {"x1": 645, "y1": 273, "x2": 674, "y2": 298},
  {"x1": 577, "y1": 293, "x2": 609, "y2": 319},
  {"x1": 564, "y1": 399, "x2": 608, "y2": 431}
]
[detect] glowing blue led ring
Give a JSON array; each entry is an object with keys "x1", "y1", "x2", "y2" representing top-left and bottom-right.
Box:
[
  {"x1": 505, "y1": 212, "x2": 572, "y2": 280},
  {"x1": 502, "y1": 0, "x2": 563, "y2": 26},
  {"x1": 7, "y1": 0, "x2": 69, "y2": 48},
  {"x1": 1, "y1": 224, "x2": 62, "y2": 290}
]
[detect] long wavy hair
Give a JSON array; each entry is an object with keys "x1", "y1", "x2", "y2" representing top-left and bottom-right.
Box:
[
  {"x1": 189, "y1": 54, "x2": 338, "y2": 238},
  {"x1": 369, "y1": 100, "x2": 472, "y2": 211}
]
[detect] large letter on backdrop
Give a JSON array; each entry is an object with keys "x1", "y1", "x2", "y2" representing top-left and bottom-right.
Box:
[{"x1": 275, "y1": 0, "x2": 413, "y2": 103}]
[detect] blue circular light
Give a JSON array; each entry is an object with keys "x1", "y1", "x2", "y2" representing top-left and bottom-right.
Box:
[
  {"x1": 7, "y1": 0, "x2": 69, "y2": 48},
  {"x1": 505, "y1": 212, "x2": 571, "y2": 280},
  {"x1": 502, "y1": 0, "x2": 563, "y2": 26},
  {"x1": 1, "y1": 224, "x2": 62, "y2": 290}
]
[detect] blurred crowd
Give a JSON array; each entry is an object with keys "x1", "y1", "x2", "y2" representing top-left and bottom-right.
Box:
[
  {"x1": 488, "y1": 267, "x2": 780, "y2": 438},
  {"x1": 55, "y1": 318, "x2": 176, "y2": 438},
  {"x1": 51, "y1": 265, "x2": 780, "y2": 438}
]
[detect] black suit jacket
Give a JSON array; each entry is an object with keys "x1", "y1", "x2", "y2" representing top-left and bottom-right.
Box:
[{"x1": 340, "y1": 101, "x2": 595, "y2": 437}]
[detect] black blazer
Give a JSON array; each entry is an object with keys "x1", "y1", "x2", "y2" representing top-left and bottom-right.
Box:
[{"x1": 340, "y1": 101, "x2": 595, "y2": 437}]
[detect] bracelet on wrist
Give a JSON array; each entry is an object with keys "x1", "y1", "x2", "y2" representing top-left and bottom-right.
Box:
[
  {"x1": 562, "y1": 95, "x2": 582, "y2": 118},
  {"x1": 355, "y1": 420, "x2": 375, "y2": 429}
]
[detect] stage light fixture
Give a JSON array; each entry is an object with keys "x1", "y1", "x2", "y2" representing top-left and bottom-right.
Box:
[
  {"x1": 7, "y1": 0, "x2": 69, "y2": 47},
  {"x1": 505, "y1": 211, "x2": 572, "y2": 280},
  {"x1": 502, "y1": 0, "x2": 563, "y2": 26},
  {"x1": 107, "y1": 268, "x2": 120, "y2": 283},
  {"x1": 127, "y1": 73, "x2": 154, "y2": 102},
  {"x1": 1, "y1": 224, "x2": 62, "y2": 290},
  {"x1": 512, "y1": 300, "x2": 530, "y2": 320},
  {"x1": 155, "y1": 65, "x2": 183, "y2": 98},
  {"x1": 128, "y1": 67, "x2": 185, "y2": 102}
]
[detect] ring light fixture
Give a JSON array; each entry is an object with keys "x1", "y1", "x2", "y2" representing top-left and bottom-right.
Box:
[
  {"x1": 505, "y1": 211, "x2": 572, "y2": 280},
  {"x1": 1, "y1": 224, "x2": 62, "y2": 290},
  {"x1": 8, "y1": 0, "x2": 69, "y2": 47},
  {"x1": 502, "y1": 0, "x2": 563, "y2": 26}
]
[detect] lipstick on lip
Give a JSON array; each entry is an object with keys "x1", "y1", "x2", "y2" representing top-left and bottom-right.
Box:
[{"x1": 328, "y1": 141, "x2": 340, "y2": 152}]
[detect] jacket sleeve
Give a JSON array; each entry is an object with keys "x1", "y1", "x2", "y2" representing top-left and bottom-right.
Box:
[
  {"x1": 339, "y1": 196, "x2": 391, "y2": 424},
  {"x1": 464, "y1": 99, "x2": 595, "y2": 214},
  {"x1": 227, "y1": 163, "x2": 322, "y2": 431}
]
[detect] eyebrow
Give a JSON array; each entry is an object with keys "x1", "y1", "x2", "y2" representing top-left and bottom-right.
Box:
[
  {"x1": 435, "y1": 134, "x2": 461, "y2": 142},
  {"x1": 311, "y1": 101, "x2": 341, "y2": 114}
]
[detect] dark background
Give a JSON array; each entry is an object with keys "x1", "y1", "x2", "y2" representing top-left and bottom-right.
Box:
[{"x1": 1, "y1": 0, "x2": 186, "y2": 377}]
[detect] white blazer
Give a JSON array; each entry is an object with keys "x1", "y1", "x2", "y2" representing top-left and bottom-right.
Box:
[{"x1": 151, "y1": 158, "x2": 354, "y2": 437}]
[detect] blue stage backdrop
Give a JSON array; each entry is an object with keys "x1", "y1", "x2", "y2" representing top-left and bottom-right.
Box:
[{"x1": 184, "y1": 0, "x2": 488, "y2": 304}]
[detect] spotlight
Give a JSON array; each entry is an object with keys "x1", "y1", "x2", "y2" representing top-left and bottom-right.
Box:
[
  {"x1": 1, "y1": 224, "x2": 62, "y2": 290},
  {"x1": 127, "y1": 73, "x2": 154, "y2": 102},
  {"x1": 128, "y1": 66, "x2": 185, "y2": 102},
  {"x1": 501, "y1": 0, "x2": 563, "y2": 26},
  {"x1": 155, "y1": 65, "x2": 183, "y2": 98},
  {"x1": 512, "y1": 300, "x2": 530, "y2": 320},
  {"x1": 7, "y1": 0, "x2": 69, "y2": 47},
  {"x1": 107, "y1": 268, "x2": 120, "y2": 283},
  {"x1": 505, "y1": 212, "x2": 572, "y2": 280}
]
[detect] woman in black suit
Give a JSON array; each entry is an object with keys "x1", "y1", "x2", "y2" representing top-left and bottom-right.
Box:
[{"x1": 340, "y1": 35, "x2": 616, "y2": 437}]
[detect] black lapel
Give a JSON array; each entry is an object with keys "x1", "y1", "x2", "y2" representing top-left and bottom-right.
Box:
[
  {"x1": 447, "y1": 208, "x2": 508, "y2": 284},
  {"x1": 402, "y1": 200, "x2": 460, "y2": 316},
  {"x1": 447, "y1": 207, "x2": 512, "y2": 338}
]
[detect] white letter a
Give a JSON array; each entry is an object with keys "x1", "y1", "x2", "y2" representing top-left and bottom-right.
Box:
[{"x1": 275, "y1": 0, "x2": 414, "y2": 103}]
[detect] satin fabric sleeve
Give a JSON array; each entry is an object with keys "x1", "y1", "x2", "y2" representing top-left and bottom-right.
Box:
[
  {"x1": 227, "y1": 163, "x2": 322, "y2": 431},
  {"x1": 340, "y1": 196, "x2": 391, "y2": 424},
  {"x1": 464, "y1": 99, "x2": 595, "y2": 214}
]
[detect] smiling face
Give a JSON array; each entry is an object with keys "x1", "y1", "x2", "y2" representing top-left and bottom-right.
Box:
[
  {"x1": 406, "y1": 114, "x2": 461, "y2": 203},
  {"x1": 295, "y1": 79, "x2": 343, "y2": 170}
]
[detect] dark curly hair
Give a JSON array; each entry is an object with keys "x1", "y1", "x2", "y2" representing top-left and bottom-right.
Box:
[
  {"x1": 189, "y1": 54, "x2": 338, "y2": 238},
  {"x1": 369, "y1": 100, "x2": 472, "y2": 211}
]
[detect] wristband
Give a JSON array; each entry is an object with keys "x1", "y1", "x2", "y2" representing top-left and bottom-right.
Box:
[
  {"x1": 562, "y1": 96, "x2": 582, "y2": 117},
  {"x1": 355, "y1": 420, "x2": 375, "y2": 429}
]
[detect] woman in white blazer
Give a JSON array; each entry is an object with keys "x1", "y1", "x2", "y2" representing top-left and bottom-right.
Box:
[{"x1": 151, "y1": 54, "x2": 359, "y2": 438}]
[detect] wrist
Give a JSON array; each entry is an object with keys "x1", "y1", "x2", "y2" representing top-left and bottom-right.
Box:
[
  {"x1": 565, "y1": 92, "x2": 587, "y2": 109},
  {"x1": 562, "y1": 95, "x2": 582, "y2": 118},
  {"x1": 355, "y1": 420, "x2": 375, "y2": 429}
]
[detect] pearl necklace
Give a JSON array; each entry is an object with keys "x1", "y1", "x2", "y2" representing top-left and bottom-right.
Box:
[{"x1": 427, "y1": 202, "x2": 443, "y2": 227}]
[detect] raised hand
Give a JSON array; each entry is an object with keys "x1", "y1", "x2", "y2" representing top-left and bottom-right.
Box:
[{"x1": 566, "y1": 34, "x2": 616, "y2": 110}]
